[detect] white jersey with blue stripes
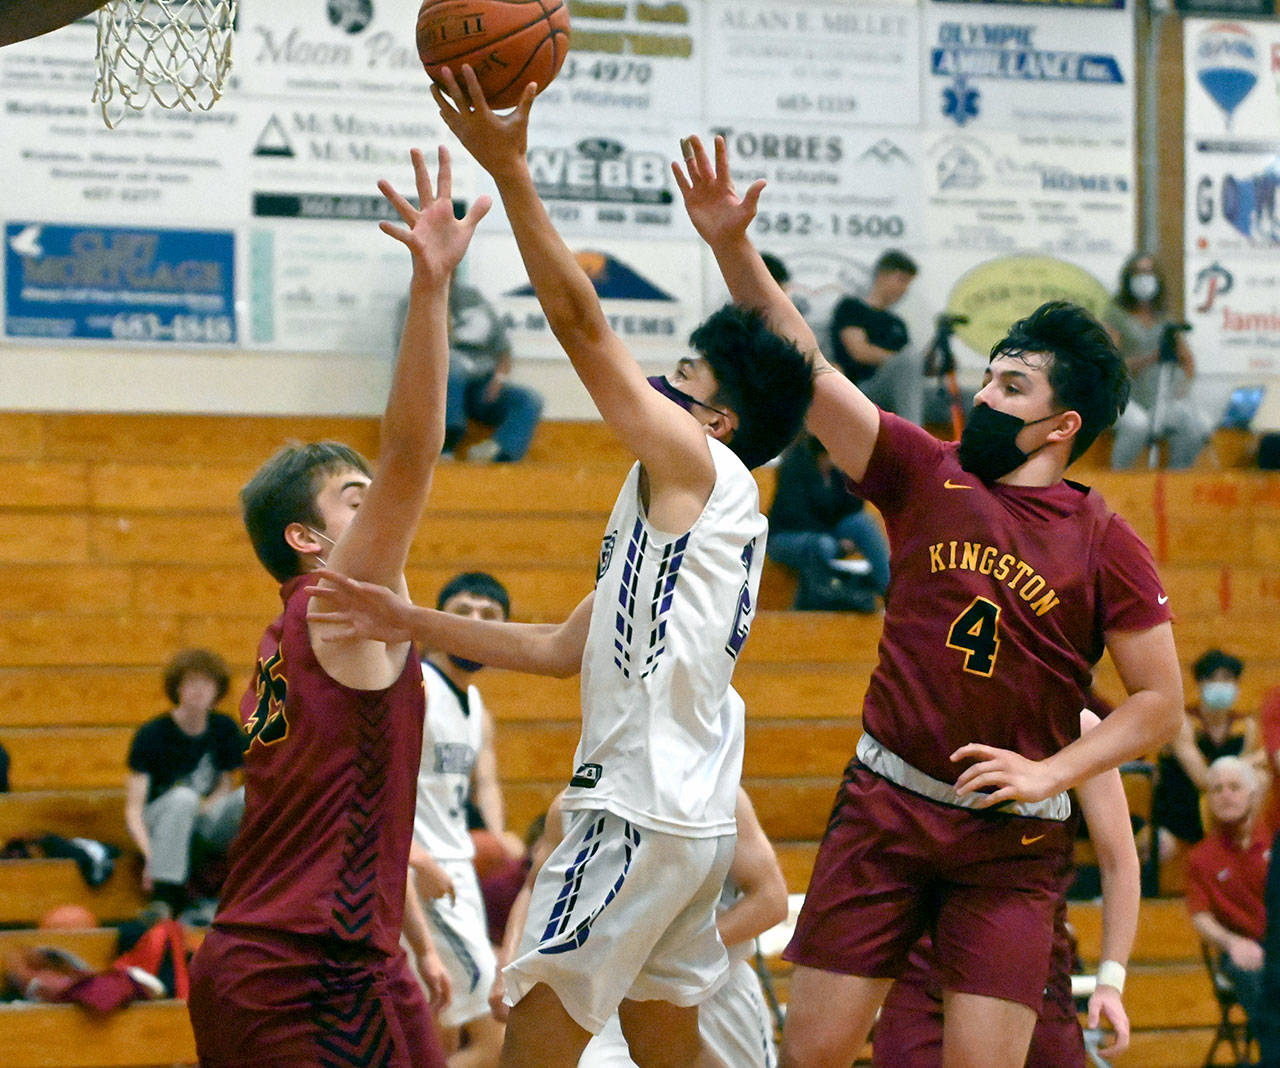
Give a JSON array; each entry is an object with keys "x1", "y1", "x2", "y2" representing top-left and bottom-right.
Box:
[
  {"x1": 413, "y1": 661, "x2": 484, "y2": 862},
  {"x1": 564, "y1": 437, "x2": 766, "y2": 837}
]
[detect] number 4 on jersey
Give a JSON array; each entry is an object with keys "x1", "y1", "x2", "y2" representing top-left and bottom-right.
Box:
[{"x1": 946, "y1": 596, "x2": 1001, "y2": 676}]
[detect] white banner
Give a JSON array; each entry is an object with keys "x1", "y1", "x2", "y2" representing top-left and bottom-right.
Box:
[
  {"x1": 924, "y1": 129, "x2": 1134, "y2": 262},
  {"x1": 922, "y1": 0, "x2": 1134, "y2": 134},
  {"x1": 704, "y1": 1, "x2": 921, "y2": 126}
]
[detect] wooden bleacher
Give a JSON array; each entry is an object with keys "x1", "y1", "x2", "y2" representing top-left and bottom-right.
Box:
[{"x1": 1, "y1": 411, "x2": 1277, "y2": 1066}]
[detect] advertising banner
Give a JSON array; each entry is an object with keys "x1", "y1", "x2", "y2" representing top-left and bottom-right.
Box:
[
  {"x1": 923, "y1": 0, "x2": 1134, "y2": 133},
  {"x1": 4, "y1": 222, "x2": 236, "y2": 343}
]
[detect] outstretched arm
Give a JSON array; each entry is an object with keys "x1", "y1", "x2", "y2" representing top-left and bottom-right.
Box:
[
  {"x1": 673, "y1": 134, "x2": 880, "y2": 481},
  {"x1": 308, "y1": 569, "x2": 592, "y2": 679},
  {"x1": 308, "y1": 148, "x2": 490, "y2": 689},
  {"x1": 432, "y1": 69, "x2": 714, "y2": 519}
]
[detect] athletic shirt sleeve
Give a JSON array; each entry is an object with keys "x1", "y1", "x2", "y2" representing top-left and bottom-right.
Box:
[
  {"x1": 1096, "y1": 514, "x2": 1173, "y2": 633},
  {"x1": 126, "y1": 718, "x2": 162, "y2": 775},
  {"x1": 846, "y1": 410, "x2": 947, "y2": 514}
]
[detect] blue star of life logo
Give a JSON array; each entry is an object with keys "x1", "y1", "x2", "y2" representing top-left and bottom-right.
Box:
[{"x1": 942, "y1": 75, "x2": 980, "y2": 126}]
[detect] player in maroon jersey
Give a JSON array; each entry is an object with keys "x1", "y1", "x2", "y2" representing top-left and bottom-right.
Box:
[
  {"x1": 872, "y1": 709, "x2": 1139, "y2": 1067},
  {"x1": 186, "y1": 146, "x2": 489, "y2": 1067},
  {"x1": 674, "y1": 135, "x2": 1182, "y2": 1068}
]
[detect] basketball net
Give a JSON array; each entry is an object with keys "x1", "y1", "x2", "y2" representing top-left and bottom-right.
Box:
[{"x1": 94, "y1": 0, "x2": 237, "y2": 128}]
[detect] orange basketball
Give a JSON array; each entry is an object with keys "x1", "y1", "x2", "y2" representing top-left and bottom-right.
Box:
[
  {"x1": 416, "y1": 0, "x2": 570, "y2": 109},
  {"x1": 39, "y1": 903, "x2": 97, "y2": 930}
]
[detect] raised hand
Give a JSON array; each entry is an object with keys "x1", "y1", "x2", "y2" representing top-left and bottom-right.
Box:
[
  {"x1": 305, "y1": 569, "x2": 415, "y2": 644},
  {"x1": 671, "y1": 134, "x2": 766, "y2": 248},
  {"x1": 378, "y1": 145, "x2": 491, "y2": 284},
  {"x1": 431, "y1": 64, "x2": 536, "y2": 181}
]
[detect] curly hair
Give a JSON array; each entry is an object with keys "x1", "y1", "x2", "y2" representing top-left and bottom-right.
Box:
[
  {"x1": 691, "y1": 305, "x2": 814, "y2": 470},
  {"x1": 163, "y1": 647, "x2": 231, "y2": 706},
  {"x1": 991, "y1": 301, "x2": 1130, "y2": 463}
]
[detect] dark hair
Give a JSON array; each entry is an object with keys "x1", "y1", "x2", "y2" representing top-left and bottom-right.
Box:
[
  {"x1": 1194, "y1": 648, "x2": 1243, "y2": 681},
  {"x1": 241, "y1": 441, "x2": 371, "y2": 583},
  {"x1": 1115, "y1": 252, "x2": 1165, "y2": 312},
  {"x1": 163, "y1": 648, "x2": 231, "y2": 706},
  {"x1": 436, "y1": 571, "x2": 510, "y2": 618},
  {"x1": 690, "y1": 305, "x2": 814, "y2": 470},
  {"x1": 990, "y1": 301, "x2": 1130, "y2": 463},
  {"x1": 873, "y1": 250, "x2": 918, "y2": 278},
  {"x1": 760, "y1": 252, "x2": 790, "y2": 286}
]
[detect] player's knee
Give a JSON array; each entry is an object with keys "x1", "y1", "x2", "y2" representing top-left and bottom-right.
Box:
[{"x1": 779, "y1": 1019, "x2": 858, "y2": 1068}]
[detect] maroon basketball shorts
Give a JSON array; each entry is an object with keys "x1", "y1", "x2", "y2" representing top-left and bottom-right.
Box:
[
  {"x1": 188, "y1": 927, "x2": 445, "y2": 1068},
  {"x1": 783, "y1": 762, "x2": 1074, "y2": 1011},
  {"x1": 872, "y1": 953, "x2": 1086, "y2": 1068}
]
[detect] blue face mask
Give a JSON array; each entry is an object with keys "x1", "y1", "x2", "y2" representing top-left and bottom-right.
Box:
[{"x1": 1200, "y1": 680, "x2": 1238, "y2": 710}]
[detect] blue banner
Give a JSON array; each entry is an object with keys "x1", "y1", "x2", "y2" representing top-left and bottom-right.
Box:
[{"x1": 4, "y1": 223, "x2": 236, "y2": 343}]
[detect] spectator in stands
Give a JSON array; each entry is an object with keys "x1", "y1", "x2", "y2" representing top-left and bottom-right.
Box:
[
  {"x1": 1152, "y1": 648, "x2": 1257, "y2": 861},
  {"x1": 124, "y1": 649, "x2": 244, "y2": 917},
  {"x1": 829, "y1": 250, "x2": 924, "y2": 426},
  {"x1": 1105, "y1": 253, "x2": 1211, "y2": 469},
  {"x1": 1186, "y1": 756, "x2": 1272, "y2": 1040},
  {"x1": 1260, "y1": 826, "x2": 1280, "y2": 1068},
  {"x1": 767, "y1": 431, "x2": 886, "y2": 612},
  {"x1": 445, "y1": 271, "x2": 543, "y2": 463}
]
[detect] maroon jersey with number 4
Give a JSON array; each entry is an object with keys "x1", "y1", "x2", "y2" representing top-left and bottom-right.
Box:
[
  {"x1": 850, "y1": 414, "x2": 1171, "y2": 784},
  {"x1": 214, "y1": 574, "x2": 425, "y2": 955}
]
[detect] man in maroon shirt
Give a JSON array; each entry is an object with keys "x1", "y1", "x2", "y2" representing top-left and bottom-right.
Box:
[
  {"x1": 675, "y1": 135, "x2": 1183, "y2": 1068},
  {"x1": 1187, "y1": 756, "x2": 1272, "y2": 1043},
  {"x1": 186, "y1": 147, "x2": 488, "y2": 1067}
]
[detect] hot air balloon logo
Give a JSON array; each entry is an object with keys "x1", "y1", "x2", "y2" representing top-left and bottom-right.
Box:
[{"x1": 1195, "y1": 22, "x2": 1260, "y2": 131}]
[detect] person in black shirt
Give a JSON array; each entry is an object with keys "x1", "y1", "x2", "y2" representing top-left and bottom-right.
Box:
[
  {"x1": 829, "y1": 250, "x2": 924, "y2": 425},
  {"x1": 125, "y1": 648, "x2": 244, "y2": 914},
  {"x1": 767, "y1": 432, "x2": 888, "y2": 612}
]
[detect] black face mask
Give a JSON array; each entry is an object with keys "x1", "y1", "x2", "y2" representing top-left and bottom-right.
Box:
[
  {"x1": 957, "y1": 404, "x2": 1059, "y2": 482},
  {"x1": 448, "y1": 655, "x2": 484, "y2": 674}
]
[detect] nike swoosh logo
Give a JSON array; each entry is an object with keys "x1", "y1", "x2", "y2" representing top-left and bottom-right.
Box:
[
  {"x1": 1021, "y1": 834, "x2": 1046, "y2": 846},
  {"x1": 944, "y1": 478, "x2": 973, "y2": 490},
  {"x1": 1157, "y1": 594, "x2": 1169, "y2": 604}
]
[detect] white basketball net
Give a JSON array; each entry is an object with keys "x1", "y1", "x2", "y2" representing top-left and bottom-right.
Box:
[{"x1": 94, "y1": 0, "x2": 238, "y2": 128}]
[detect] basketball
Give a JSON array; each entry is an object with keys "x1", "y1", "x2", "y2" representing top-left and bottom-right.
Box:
[
  {"x1": 39, "y1": 904, "x2": 97, "y2": 930},
  {"x1": 416, "y1": 0, "x2": 570, "y2": 109}
]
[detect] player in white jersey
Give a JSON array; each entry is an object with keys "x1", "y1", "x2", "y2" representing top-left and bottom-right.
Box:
[
  {"x1": 485, "y1": 789, "x2": 785, "y2": 1068},
  {"x1": 307, "y1": 71, "x2": 813, "y2": 1068},
  {"x1": 413, "y1": 572, "x2": 517, "y2": 1068}
]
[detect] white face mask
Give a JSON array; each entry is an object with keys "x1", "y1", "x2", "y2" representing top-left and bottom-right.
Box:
[
  {"x1": 1200, "y1": 680, "x2": 1238, "y2": 710},
  {"x1": 1129, "y1": 273, "x2": 1160, "y2": 302}
]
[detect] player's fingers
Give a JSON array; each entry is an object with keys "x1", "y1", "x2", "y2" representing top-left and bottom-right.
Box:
[
  {"x1": 464, "y1": 194, "x2": 493, "y2": 229},
  {"x1": 459, "y1": 64, "x2": 489, "y2": 114},
  {"x1": 713, "y1": 134, "x2": 730, "y2": 178},
  {"x1": 432, "y1": 144, "x2": 448, "y2": 202},
  {"x1": 741, "y1": 179, "x2": 767, "y2": 214},
  {"x1": 689, "y1": 134, "x2": 712, "y2": 176},
  {"x1": 950, "y1": 742, "x2": 998, "y2": 763},
  {"x1": 431, "y1": 80, "x2": 459, "y2": 120},
  {"x1": 436, "y1": 66, "x2": 470, "y2": 110},
  {"x1": 670, "y1": 161, "x2": 692, "y2": 196},
  {"x1": 378, "y1": 180, "x2": 417, "y2": 227},
  {"x1": 409, "y1": 146, "x2": 434, "y2": 206},
  {"x1": 516, "y1": 81, "x2": 538, "y2": 117}
]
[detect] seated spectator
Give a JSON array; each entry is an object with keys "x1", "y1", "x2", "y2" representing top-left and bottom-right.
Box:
[
  {"x1": 124, "y1": 649, "x2": 245, "y2": 917},
  {"x1": 829, "y1": 249, "x2": 924, "y2": 426},
  {"x1": 1153, "y1": 649, "x2": 1257, "y2": 860},
  {"x1": 1187, "y1": 756, "x2": 1272, "y2": 1041},
  {"x1": 767, "y1": 432, "x2": 887, "y2": 613},
  {"x1": 1105, "y1": 253, "x2": 1212, "y2": 470},
  {"x1": 445, "y1": 273, "x2": 543, "y2": 463}
]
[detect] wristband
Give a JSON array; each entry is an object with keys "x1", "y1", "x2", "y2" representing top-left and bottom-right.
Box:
[{"x1": 1096, "y1": 959, "x2": 1126, "y2": 994}]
